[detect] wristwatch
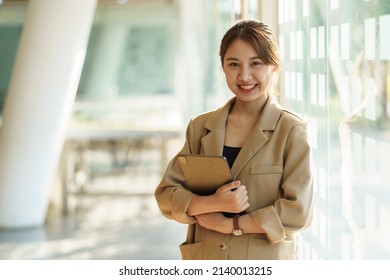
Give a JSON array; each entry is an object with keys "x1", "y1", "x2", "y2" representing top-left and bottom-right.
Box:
[{"x1": 232, "y1": 215, "x2": 243, "y2": 236}]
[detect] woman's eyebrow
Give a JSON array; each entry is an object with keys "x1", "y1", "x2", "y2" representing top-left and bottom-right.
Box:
[
  {"x1": 225, "y1": 56, "x2": 262, "y2": 61},
  {"x1": 225, "y1": 57, "x2": 239, "y2": 61}
]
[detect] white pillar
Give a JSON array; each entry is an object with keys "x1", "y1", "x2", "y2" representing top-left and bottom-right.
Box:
[{"x1": 0, "y1": 0, "x2": 97, "y2": 228}]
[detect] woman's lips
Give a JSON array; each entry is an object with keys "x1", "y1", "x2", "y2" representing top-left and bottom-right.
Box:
[
  {"x1": 239, "y1": 84, "x2": 256, "y2": 90},
  {"x1": 238, "y1": 84, "x2": 257, "y2": 93}
]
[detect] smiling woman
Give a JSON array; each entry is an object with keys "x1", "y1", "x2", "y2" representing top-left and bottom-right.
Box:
[
  {"x1": 154, "y1": 19, "x2": 313, "y2": 260},
  {"x1": 222, "y1": 40, "x2": 276, "y2": 102}
]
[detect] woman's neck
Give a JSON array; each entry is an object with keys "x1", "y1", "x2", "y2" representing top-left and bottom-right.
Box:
[
  {"x1": 231, "y1": 94, "x2": 268, "y2": 118},
  {"x1": 225, "y1": 94, "x2": 269, "y2": 147}
]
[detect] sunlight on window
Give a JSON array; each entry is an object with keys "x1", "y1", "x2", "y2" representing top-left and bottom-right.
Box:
[{"x1": 279, "y1": 0, "x2": 390, "y2": 259}]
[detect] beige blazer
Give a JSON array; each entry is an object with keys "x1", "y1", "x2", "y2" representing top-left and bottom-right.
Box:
[{"x1": 155, "y1": 96, "x2": 313, "y2": 260}]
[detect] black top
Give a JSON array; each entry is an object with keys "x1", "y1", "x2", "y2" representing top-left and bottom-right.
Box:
[
  {"x1": 223, "y1": 145, "x2": 241, "y2": 168},
  {"x1": 222, "y1": 145, "x2": 244, "y2": 218}
]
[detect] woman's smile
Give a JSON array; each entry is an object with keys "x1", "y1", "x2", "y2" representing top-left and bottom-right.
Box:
[
  {"x1": 238, "y1": 83, "x2": 258, "y2": 93},
  {"x1": 239, "y1": 84, "x2": 257, "y2": 90}
]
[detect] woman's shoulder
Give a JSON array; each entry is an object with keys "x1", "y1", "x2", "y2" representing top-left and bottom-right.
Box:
[
  {"x1": 187, "y1": 108, "x2": 222, "y2": 133},
  {"x1": 268, "y1": 97, "x2": 307, "y2": 127},
  {"x1": 275, "y1": 104, "x2": 308, "y2": 129},
  {"x1": 192, "y1": 109, "x2": 218, "y2": 122},
  {"x1": 190, "y1": 99, "x2": 232, "y2": 125},
  {"x1": 280, "y1": 108, "x2": 306, "y2": 124}
]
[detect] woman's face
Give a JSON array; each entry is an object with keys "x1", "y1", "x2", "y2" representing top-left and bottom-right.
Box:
[{"x1": 223, "y1": 39, "x2": 275, "y2": 104}]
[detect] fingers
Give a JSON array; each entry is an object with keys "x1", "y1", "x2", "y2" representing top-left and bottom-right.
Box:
[
  {"x1": 224, "y1": 183, "x2": 248, "y2": 199},
  {"x1": 214, "y1": 181, "x2": 250, "y2": 213},
  {"x1": 238, "y1": 198, "x2": 250, "y2": 212},
  {"x1": 236, "y1": 189, "x2": 250, "y2": 212},
  {"x1": 228, "y1": 184, "x2": 249, "y2": 212},
  {"x1": 220, "y1": 180, "x2": 241, "y2": 192},
  {"x1": 236, "y1": 184, "x2": 250, "y2": 210}
]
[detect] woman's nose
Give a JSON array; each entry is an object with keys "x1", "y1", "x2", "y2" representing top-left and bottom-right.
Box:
[{"x1": 238, "y1": 66, "x2": 252, "y2": 81}]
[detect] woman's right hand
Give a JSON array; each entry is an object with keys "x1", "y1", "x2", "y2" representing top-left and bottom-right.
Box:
[{"x1": 212, "y1": 181, "x2": 249, "y2": 213}]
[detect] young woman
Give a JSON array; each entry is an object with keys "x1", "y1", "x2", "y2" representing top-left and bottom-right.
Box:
[{"x1": 155, "y1": 19, "x2": 313, "y2": 260}]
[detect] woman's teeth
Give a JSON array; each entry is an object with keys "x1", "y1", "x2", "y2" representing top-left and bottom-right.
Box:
[{"x1": 240, "y1": 84, "x2": 256, "y2": 90}]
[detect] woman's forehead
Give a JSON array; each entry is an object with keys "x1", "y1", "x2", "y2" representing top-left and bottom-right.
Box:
[{"x1": 224, "y1": 39, "x2": 260, "y2": 59}]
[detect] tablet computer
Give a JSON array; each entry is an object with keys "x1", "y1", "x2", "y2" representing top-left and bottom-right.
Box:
[{"x1": 178, "y1": 154, "x2": 234, "y2": 195}]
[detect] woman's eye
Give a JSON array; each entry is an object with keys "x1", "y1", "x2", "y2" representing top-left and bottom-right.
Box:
[
  {"x1": 229, "y1": 62, "x2": 239, "y2": 67},
  {"x1": 252, "y1": 61, "x2": 263, "y2": 66}
]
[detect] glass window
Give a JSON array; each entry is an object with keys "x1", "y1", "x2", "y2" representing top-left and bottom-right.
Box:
[
  {"x1": 0, "y1": 5, "x2": 24, "y2": 115},
  {"x1": 70, "y1": 3, "x2": 182, "y2": 133},
  {"x1": 279, "y1": 0, "x2": 390, "y2": 259},
  {"x1": 77, "y1": 6, "x2": 176, "y2": 100}
]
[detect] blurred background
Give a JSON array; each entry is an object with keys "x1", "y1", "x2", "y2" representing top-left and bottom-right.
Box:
[{"x1": 0, "y1": 0, "x2": 389, "y2": 260}]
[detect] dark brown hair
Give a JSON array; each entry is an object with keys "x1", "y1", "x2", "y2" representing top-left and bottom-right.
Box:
[{"x1": 219, "y1": 20, "x2": 280, "y2": 71}]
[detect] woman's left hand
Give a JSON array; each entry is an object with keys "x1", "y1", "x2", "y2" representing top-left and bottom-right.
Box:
[{"x1": 195, "y1": 212, "x2": 232, "y2": 234}]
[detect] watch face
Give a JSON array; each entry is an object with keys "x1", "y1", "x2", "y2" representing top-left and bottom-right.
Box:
[{"x1": 233, "y1": 229, "x2": 243, "y2": 236}]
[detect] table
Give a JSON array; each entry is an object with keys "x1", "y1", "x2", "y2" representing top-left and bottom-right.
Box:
[{"x1": 59, "y1": 125, "x2": 181, "y2": 214}]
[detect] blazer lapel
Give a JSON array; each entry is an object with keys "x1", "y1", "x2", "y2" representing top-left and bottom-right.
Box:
[
  {"x1": 230, "y1": 125, "x2": 268, "y2": 178},
  {"x1": 199, "y1": 96, "x2": 283, "y2": 179},
  {"x1": 200, "y1": 99, "x2": 232, "y2": 156},
  {"x1": 231, "y1": 97, "x2": 283, "y2": 179}
]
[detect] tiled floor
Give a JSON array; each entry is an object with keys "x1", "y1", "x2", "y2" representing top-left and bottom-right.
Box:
[
  {"x1": 0, "y1": 138, "x2": 187, "y2": 260},
  {"x1": 0, "y1": 195, "x2": 187, "y2": 260}
]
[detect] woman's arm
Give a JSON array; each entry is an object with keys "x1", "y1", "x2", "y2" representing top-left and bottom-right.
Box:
[
  {"x1": 195, "y1": 212, "x2": 265, "y2": 234},
  {"x1": 249, "y1": 123, "x2": 313, "y2": 244}
]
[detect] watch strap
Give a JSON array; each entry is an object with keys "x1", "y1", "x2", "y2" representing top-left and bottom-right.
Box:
[{"x1": 233, "y1": 215, "x2": 240, "y2": 231}]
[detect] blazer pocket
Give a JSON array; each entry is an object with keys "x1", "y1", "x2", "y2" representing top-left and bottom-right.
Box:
[
  {"x1": 179, "y1": 241, "x2": 204, "y2": 260},
  {"x1": 250, "y1": 165, "x2": 283, "y2": 205},
  {"x1": 247, "y1": 238, "x2": 297, "y2": 260},
  {"x1": 251, "y1": 165, "x2": 283, "y2": 174}
]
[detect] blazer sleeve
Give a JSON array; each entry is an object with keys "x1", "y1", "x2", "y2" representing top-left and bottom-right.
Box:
[
  {"x1": 250, "y1": 122, "x2": 313, "y2": 244},
  {"x1": 154, "y1": 119, "x2": 198, "y2": 225}
]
